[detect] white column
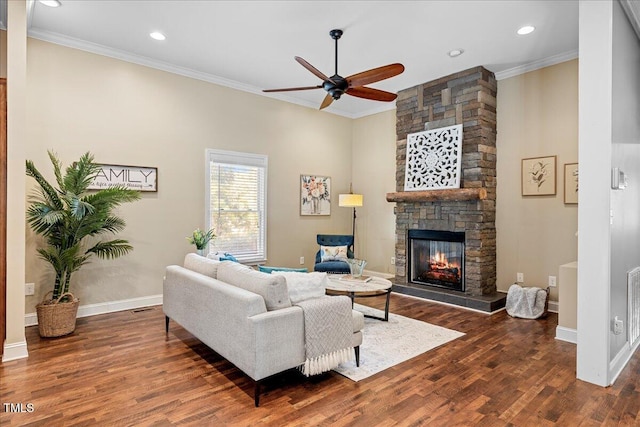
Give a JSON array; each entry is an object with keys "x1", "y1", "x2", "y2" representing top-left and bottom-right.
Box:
[
  {"x1": 3, "y1": 0, "x2": 28, "y2": 361},
  {"x1": 576, "y1": 0, "x2": 613, "y2": 386}
]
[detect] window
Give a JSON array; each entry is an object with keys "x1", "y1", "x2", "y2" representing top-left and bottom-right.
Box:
[{"x1": 206, "y1": 149, "x2": 267, "y2": 264}]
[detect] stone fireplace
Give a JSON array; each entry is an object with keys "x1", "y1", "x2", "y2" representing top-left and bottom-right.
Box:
[{"x1": 387, "y1": 66, "x2": 505, "y2": 312}]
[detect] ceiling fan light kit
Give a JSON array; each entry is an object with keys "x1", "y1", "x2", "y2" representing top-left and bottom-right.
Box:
[{"x1": 264, "y1": 29, "x2": 405, "y2": 110}]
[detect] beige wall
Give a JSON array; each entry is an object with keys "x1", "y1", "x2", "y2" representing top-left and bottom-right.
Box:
[
  {"x1": 496, "y1": 59, "x2": 579, "y2": 300},
  {"x1": 351, "y1": 110, "x2": 396, "y2": 274},
  {"x1": 23, "y1": 38, "x2": 354, "y2": 313},
  {"x1": 14, "y1": 36, "x2": 579, "y2": 320}
]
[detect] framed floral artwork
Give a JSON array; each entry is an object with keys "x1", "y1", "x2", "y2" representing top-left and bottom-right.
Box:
[
  {"x1": 521, "y1": 155, "x2": 556, "y2": 196},
  {"x1": 300, "y1": 175, "x2": 331, "y2": 215},
  {"x1": 564, "y1": 163, "x2": 579, "y2": 204}
]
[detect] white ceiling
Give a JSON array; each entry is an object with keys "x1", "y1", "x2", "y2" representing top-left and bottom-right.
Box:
[{"x1": 25, "y1": 0, "x2": 579, "y2": 118}]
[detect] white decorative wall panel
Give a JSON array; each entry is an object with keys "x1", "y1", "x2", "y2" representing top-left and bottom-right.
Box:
[{"x1": 404, "y1": 124, "x2": 463, "y2": 191}]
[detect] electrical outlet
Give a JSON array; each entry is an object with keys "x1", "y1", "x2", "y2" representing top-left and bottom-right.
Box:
[
  {"x1": 548, "y1": 276, "x2": 557, "y2": 287},
  {"x1": 25, "y1": 283, "x2": 35, "y2": 296},
  {"x1": 299, "y1": 256, "x2": 304, "y2": 265},
  {"x1": 516, "y1": 272, "x2": 524, "y2": 283},
  {"x1": 391, "y1": 257, "x2": 395, "y2": 265},
  {"x1": 614, "y1": 316, "x2": 624, "y2": 335}
]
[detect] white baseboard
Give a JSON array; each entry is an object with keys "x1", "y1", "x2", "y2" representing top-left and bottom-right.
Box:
[
  {"x1": 25, "y1": 294, "x2": 163, "y2": 327},
  {"x1": 609, "y1": 339, "x2": 640, "y2": 385},
  {"x1": 548, "y1": 300, "x2": 559, "y2": 313},
  {"x1": 555, "y1": 326, "x2": 577, "y2": 344},
  {"x1": 2, "y1": 340, "x2": 29, "y2": 362}
]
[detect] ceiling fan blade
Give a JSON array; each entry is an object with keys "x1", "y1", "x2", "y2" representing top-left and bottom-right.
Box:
[
  {"x1": 346, "y1": 86, "x2": 397, "y2": 102},
  {"x1": 263, "y1": 85, "x2": 322, "y2": 93},
  {"x1": 346, "y1": 63, "x2": 405, "y2": 88},
  {"x1": 319, "y1": 94, "x2": 334, "y2": 110},
  {"x1": 295, "y1": 56, "x2": 330, "y2": 81}
]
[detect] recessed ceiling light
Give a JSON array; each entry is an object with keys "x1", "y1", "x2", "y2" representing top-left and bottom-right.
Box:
[
  {"x1": 517, "y1": 25, "x2": 535, "y2": 35},
  {"x1": 39, "y1": 0, "x2": 61, "y2": 7},
  {"x1": 448, "y1": 49, "x2": 464, "y2": 58},
  {"x1": 149, "y1": 32, "x2": 166, "y2": 41}
]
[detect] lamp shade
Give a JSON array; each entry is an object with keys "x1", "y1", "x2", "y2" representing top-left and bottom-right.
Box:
[{"x1": 338, "y1": 193, "x2": 363, "y2": 207}]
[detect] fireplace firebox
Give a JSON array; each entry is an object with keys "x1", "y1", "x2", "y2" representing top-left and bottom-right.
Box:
[{"x1": 408, "y1": 230, "x2": 465, "y2": 292}]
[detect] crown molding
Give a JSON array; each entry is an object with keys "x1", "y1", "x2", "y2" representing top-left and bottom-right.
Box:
[
  {"x1": 351, "y1": 103, "x2": 396, "y2": 120},
  {"x1": 494, "y1": 49, "x2": 578, "y2": 80},
  {"x1": 28, "y1": 28, "x2": 579, "y2": 118}
]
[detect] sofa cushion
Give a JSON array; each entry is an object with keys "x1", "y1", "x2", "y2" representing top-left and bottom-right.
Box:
[
  {"x1": 184, "y1": 253, "x2": 221, "y2": 279},
  {"x1": 320, "y1": 245, "x2": 348, "y2": 262},
  {"x1": 314, "y1": 260, "x2": 350, "y2": 274},
  {"x1": 217, "y1": 261, "x2": 292, "y2": 311},
  {"x1": 271, "y1": 271, "x2": 327, "y2": 303}
]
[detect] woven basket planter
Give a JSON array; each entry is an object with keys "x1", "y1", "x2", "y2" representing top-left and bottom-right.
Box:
[{"x1": 36, "y1": 292, "x2": 79, "y2": 338}]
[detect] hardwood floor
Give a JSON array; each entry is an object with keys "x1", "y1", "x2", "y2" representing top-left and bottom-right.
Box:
[{"x1": 1, "y1": 294, "x2": 639, "y2": 426}]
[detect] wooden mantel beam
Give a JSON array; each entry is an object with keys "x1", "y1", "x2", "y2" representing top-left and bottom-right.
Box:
[{"x1": 386, "y1": 188, "x2": 487, "y2": 203}]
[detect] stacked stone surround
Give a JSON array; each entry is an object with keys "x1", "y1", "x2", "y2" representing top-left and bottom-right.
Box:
[{"x1": 394, "y1": 66, "x2": 497, "y2": 296}]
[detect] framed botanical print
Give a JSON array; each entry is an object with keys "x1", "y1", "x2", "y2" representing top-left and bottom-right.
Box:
[
  {"x1": 300, "y1": 175, "x2": 331, "y2": 215},
  {"x1": 522, "y1": 156, "x2": 556, "y2": 196},
  {"x1": 564, "y1": 163, "x2": 579, "y2": 204}
]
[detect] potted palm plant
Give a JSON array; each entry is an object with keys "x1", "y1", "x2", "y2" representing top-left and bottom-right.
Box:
[{"x1": 26, "y1": 151, "x2": 141, "y2": 337}]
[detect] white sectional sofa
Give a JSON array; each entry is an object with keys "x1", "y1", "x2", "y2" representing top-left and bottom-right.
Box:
[{"x1": 163, "y1": 254, "x2": 364, "y2": 406}]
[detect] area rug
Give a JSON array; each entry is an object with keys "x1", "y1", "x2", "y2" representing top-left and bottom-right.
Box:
[{"x1": 333, "y1": 304, "x2": 465, "y2": 382}]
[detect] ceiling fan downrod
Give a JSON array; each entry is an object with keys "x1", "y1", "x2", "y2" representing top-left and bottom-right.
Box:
[
  {"x1": 327, "y1": 29, "x2": 346, "y2": 100},
  {"x1": 330, "y1": 29, "x2": 342, "y2": 76}
]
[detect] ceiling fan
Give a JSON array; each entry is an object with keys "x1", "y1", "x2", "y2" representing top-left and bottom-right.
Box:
[{"x1": 263, "y1": 29, "x2": 405, "y2": 110}]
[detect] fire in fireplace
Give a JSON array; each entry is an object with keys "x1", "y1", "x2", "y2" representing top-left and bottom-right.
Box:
[{"x1": 408, "y1": 230, "x2": 465, "y2": 292}]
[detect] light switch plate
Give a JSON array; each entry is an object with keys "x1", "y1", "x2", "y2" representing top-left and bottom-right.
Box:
[{"x1": 25, "y1": 283, "x2": 35, "y2": 296}]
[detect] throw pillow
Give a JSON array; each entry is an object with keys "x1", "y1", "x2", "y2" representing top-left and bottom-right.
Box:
[
  {"x1": 272, "y1": 271, "x2": 327, "y2": 303},
  {"x1": 320, "y1": 245, "x2": 348, "y2": 262},
  {"x1": 208, "y1": 252, "x2": 239, "y2": 262},
  {"x1": 217, "y1": 261, "x2": 291, "y2": 311}
]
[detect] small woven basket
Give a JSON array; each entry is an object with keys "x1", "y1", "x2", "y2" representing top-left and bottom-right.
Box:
[{"x1": 36, "y1": 292, "x2": 79, "y2": 338}]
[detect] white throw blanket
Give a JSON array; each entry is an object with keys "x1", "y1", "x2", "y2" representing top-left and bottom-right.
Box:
[
  {"x1": 295, "y1": 296, "x2": 353, "y2": 376},
  {"x1": 505, "y1": 284, "x2": 549, "y2": 319}
]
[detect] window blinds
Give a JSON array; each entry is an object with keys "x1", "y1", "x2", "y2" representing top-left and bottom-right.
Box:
[{"x1": 207, "y1": 149, "x2": 267, "y2": 263}]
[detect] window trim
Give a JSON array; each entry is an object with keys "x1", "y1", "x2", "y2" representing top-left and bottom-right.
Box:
[{"x1": 205, "y1": 148, "x2": 268, "y2": 264}]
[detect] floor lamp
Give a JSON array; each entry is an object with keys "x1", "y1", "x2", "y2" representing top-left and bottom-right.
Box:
[{"x1": 338, "y1": 191, "x2": 363, "y2": 255}]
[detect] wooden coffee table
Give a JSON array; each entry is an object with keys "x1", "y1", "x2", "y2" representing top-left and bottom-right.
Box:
[{"x1": 325, "y1": 275, "x2": 393, "y2": 321}]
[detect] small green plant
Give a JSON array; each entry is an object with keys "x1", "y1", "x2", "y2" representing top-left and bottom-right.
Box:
[
  {"x1": 26, "y1": 151, "x2": 141, "y2": 301},
  {"x1": 187, "y1": 228, "x2": 216, "y2": 250}
]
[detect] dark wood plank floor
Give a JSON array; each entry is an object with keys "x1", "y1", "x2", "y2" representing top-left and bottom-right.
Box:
[{"x1": 1, "y1": 294, "x2": 639, "y2": 426}]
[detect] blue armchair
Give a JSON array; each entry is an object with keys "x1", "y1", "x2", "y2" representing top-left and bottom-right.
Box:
[{"x1": 313, "y1": 234, "x2": 354, "y2": 274}]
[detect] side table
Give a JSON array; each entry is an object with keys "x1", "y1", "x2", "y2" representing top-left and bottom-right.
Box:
[{"x1": 325, "y1": 275, "x2": 393, "y2": 321}]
